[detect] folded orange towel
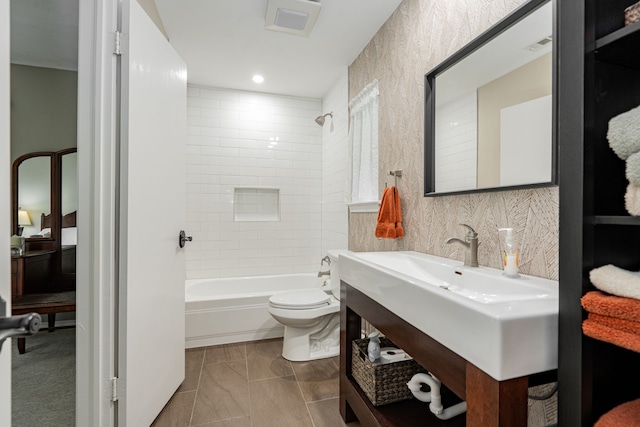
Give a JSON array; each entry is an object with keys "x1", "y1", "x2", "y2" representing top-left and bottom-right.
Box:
[
  {"x1": 588, "y1": 313, "x2": 640, "y2": 335},
  {"x1": 581, "y1": 291, "x2": 640, "y2": 323},
  {"x1": 375, "y1": 186, "x2": 403, "y2": 239},
  {"x1": 595, "y1": 398, "x2": 640, "y2": 427},
  {"x1": 582, "y1": 318, "x2": 640, "y2": 353}
]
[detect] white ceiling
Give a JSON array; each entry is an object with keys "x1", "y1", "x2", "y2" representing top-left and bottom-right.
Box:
[
  {"x1": 10, "y1": 0, "x2": 402, "y2": 99},
  {"x1": 10, "y1": 0, "x2": 79, "y2": 71},
  {"x1": 436, "y1": 1, "x2": 553, "y2": 106},
  {"x1": 154, "y1": 0, "x2": 402, "y2": 99}
]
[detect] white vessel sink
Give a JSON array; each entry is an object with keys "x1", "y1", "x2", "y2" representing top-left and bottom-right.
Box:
[{"x1": 340, "y1": 251, "x2": 558, "y2": 381}]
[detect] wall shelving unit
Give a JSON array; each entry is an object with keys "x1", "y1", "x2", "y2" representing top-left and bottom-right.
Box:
[{"x1": 558, "y1": 1, "x2": 640, "y2": 425}]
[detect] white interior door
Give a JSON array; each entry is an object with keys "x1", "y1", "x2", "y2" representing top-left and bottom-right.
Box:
[
  {"x1": 118, "y1": 1, "x2": 187, "y2": 425},
  {"x1": 0, "y1": 0, "x2": 11, "y2": 424}
]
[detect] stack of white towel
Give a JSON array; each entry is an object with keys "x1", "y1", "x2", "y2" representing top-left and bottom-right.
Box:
[{"x1": 607, "y1": 104, "x2": 640, "y2": 215}]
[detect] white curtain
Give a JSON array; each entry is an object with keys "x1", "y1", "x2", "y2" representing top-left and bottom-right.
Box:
[{"x1": 346, "y1": 80, "x2": 379, "y2": 204}]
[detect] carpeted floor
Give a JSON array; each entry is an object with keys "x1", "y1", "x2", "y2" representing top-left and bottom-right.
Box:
[{"x1": 11, "y1": 327, "x2": 75, "y2": 427}]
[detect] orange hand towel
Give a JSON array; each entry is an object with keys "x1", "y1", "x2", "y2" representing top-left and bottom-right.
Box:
[
  {"x1": 595, "y1": 398, "x2": 640, "y2": 427},
  {"x1": 581, "y1": 291, "x2": 640, "y2": 323},
  {"x1": 375, "y1": 187, "x2": 397, "y2": 239},
  {"x1": 394, "y1": 187, "x2": 404, "y2": 238},
  {"x1": 375, "y1": 187, "x2": 404, "y2": 239},
  {"x1": 582, "y1": 318, "x2": 640, "y2": 353}
]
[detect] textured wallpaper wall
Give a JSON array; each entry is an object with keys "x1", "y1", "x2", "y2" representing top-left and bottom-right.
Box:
[{"x1": 348, "y1": 0, "x2": 559, "y2": 280}]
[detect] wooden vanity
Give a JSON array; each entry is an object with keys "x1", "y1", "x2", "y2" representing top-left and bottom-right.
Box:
[{"x1": 339, "y1": 282, "x2": 555, "y2": 426}]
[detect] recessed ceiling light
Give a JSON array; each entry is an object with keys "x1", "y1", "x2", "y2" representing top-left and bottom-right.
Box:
[{"x1": 253, "y1": 74, "x2": 264, "y2": 84}]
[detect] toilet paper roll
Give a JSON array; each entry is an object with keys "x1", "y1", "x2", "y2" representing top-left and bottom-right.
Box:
[{"x1": 379, "y1": 347, "x2": 411, "y2": 364}]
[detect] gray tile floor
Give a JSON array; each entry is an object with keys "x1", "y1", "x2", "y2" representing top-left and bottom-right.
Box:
[{"x1": 151, "y1": 338, "x2": 362, "y2": 427}]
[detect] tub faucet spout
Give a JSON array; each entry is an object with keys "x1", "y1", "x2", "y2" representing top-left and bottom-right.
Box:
[
  {"x1": 445, "y1": 224, "x2": 479, "y2": 267},
  {"x1": 317, "y1": 270, "x2": 330, "y2": 278}
]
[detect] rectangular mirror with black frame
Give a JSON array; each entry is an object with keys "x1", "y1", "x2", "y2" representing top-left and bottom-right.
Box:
[{"x1": 424, "y1": 0, "x2": 556, "y2": 196}]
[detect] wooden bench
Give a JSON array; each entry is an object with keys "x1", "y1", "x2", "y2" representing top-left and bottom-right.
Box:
[{"x1": 12, "y1": 291, "x2": 76, "y2": 354}]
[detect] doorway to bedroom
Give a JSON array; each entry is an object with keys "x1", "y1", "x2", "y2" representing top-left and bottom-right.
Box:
[{"x1": 9, "y1": 0, "x2": 79, "y2": 425}]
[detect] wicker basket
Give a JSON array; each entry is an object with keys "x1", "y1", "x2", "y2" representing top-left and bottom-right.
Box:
[
  {"x1": 351, "y1": 337, "x2": 427, "y2": 406},
  {"x1": 625, "y1": 1, "x2": 640, "y2": 26}
]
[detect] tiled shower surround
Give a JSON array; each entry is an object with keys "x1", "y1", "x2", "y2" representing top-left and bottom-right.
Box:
[
  {"x1": 348, "y1": 0, "x2": 559, "y2": 280},
  {"x1": 185, "y1": 86, "x2": 325, "y2": 279},
  {"x1": 321, "y1": 71, "x2": 349, "y2": 256}
]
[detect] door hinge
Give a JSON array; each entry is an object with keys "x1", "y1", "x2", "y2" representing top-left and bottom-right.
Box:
[
  {"x1": 111, "y1": 377, "x2": 119, "y2": 402},
  {"x1": 114, "y1": 31, "x2": 122, "y2": 56}
]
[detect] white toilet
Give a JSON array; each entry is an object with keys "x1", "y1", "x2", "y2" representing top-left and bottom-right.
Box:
[{"x1": 268, "y1": 249, "x2": 346, "y2": 361}]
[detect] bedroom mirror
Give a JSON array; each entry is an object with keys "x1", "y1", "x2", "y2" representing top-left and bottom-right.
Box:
[
  {"x1": 59, "y1": 149, "x2": 78, "y2": 279},
  {"x1": 12, "y1": 152, "x2": 54, "y2": 239},
  {"x1": 11, "y1": 148, "x2": 77, "y2": 255},
  {"x1": 424, "y1": 0, "x2": 555, "y2": 196}
]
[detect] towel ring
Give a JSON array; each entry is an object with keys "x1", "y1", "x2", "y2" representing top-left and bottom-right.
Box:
[{"x1": 389, "y1": 170, "x2": 402, "y2": 188}]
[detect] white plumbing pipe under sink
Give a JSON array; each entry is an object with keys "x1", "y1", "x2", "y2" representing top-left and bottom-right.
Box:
[{"x1": 407, "y1": 373, "x2": 467, "y2": 420}]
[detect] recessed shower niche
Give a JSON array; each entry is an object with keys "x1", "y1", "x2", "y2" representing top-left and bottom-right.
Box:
[{"x1": 233, "y1": 187, "x2": 280, "y2": 222}]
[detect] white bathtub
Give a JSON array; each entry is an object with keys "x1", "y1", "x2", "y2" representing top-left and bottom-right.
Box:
[{"x1": 185, "y1": 273, "x2": 326, "y2": 348}]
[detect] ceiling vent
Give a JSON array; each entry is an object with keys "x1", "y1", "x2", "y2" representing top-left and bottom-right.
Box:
[
  {"x1": 265, "y1": 0, "x2": 322, "y2": 37},
  {"x1": 524, "y1": 35, "x2": 553, "y2": 52}
]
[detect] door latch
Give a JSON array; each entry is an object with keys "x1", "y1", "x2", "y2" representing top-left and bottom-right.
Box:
[
  {"x1": 0, "y1": 296, "x2": 41, "y2": 353},
  {"x1": 179, "y1": 230, "x2": 193, "y2": 248}
]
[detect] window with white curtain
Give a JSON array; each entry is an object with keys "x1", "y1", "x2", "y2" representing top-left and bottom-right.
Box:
[{"x1": 346, "y1": 80, "x2": 379, "y2": 210}]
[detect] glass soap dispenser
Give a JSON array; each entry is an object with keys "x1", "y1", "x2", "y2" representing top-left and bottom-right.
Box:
[{"x1": 498, "y1": 228, "x2": 520, "y2": 278}]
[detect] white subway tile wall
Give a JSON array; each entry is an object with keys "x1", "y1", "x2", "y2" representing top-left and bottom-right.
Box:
[
  {"x1": 435, "y1": 91, "x2": 478, "y2": 192},
  {"x1": 321, "y1": 71, "x2": 349, "y2": 254},
  {"x1": 186, "y1": 86, "x2": 324, "y2": 278},
  {"x1": 233, "y1": 188, "x2": 280, "y2": 222}
]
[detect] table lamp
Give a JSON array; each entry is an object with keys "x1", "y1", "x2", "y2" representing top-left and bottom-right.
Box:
[{"x1": 17, "y1": 209, "x2": 31, "y2": 236}]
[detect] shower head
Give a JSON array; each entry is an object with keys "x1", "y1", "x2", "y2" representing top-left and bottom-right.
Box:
[{"x1": 315, "y1": 112, "x2": 333, "y2": 126}]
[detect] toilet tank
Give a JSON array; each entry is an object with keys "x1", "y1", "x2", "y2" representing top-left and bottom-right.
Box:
[{"x1": 327, "y1": 249, "x2": 349, "y2": 300}]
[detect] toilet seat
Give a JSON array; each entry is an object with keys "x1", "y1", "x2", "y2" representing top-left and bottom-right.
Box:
[{"x1": 269, "y1": 289, "x2": 331, "y2": 310}]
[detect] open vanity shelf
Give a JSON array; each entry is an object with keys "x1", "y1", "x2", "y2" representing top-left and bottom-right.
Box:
[
  {"x1": 559, "y1": 0, "x2": 640, "y2": 425},
  {"x1": 341, "y1": 378, "x2": 464, "y2": 427},
  {"x1": 340, "y1": 284, "x2": 467, "y2": 427},
  {"x1": 339, "y1": 283, "x2": 554, "y2": 427}
]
